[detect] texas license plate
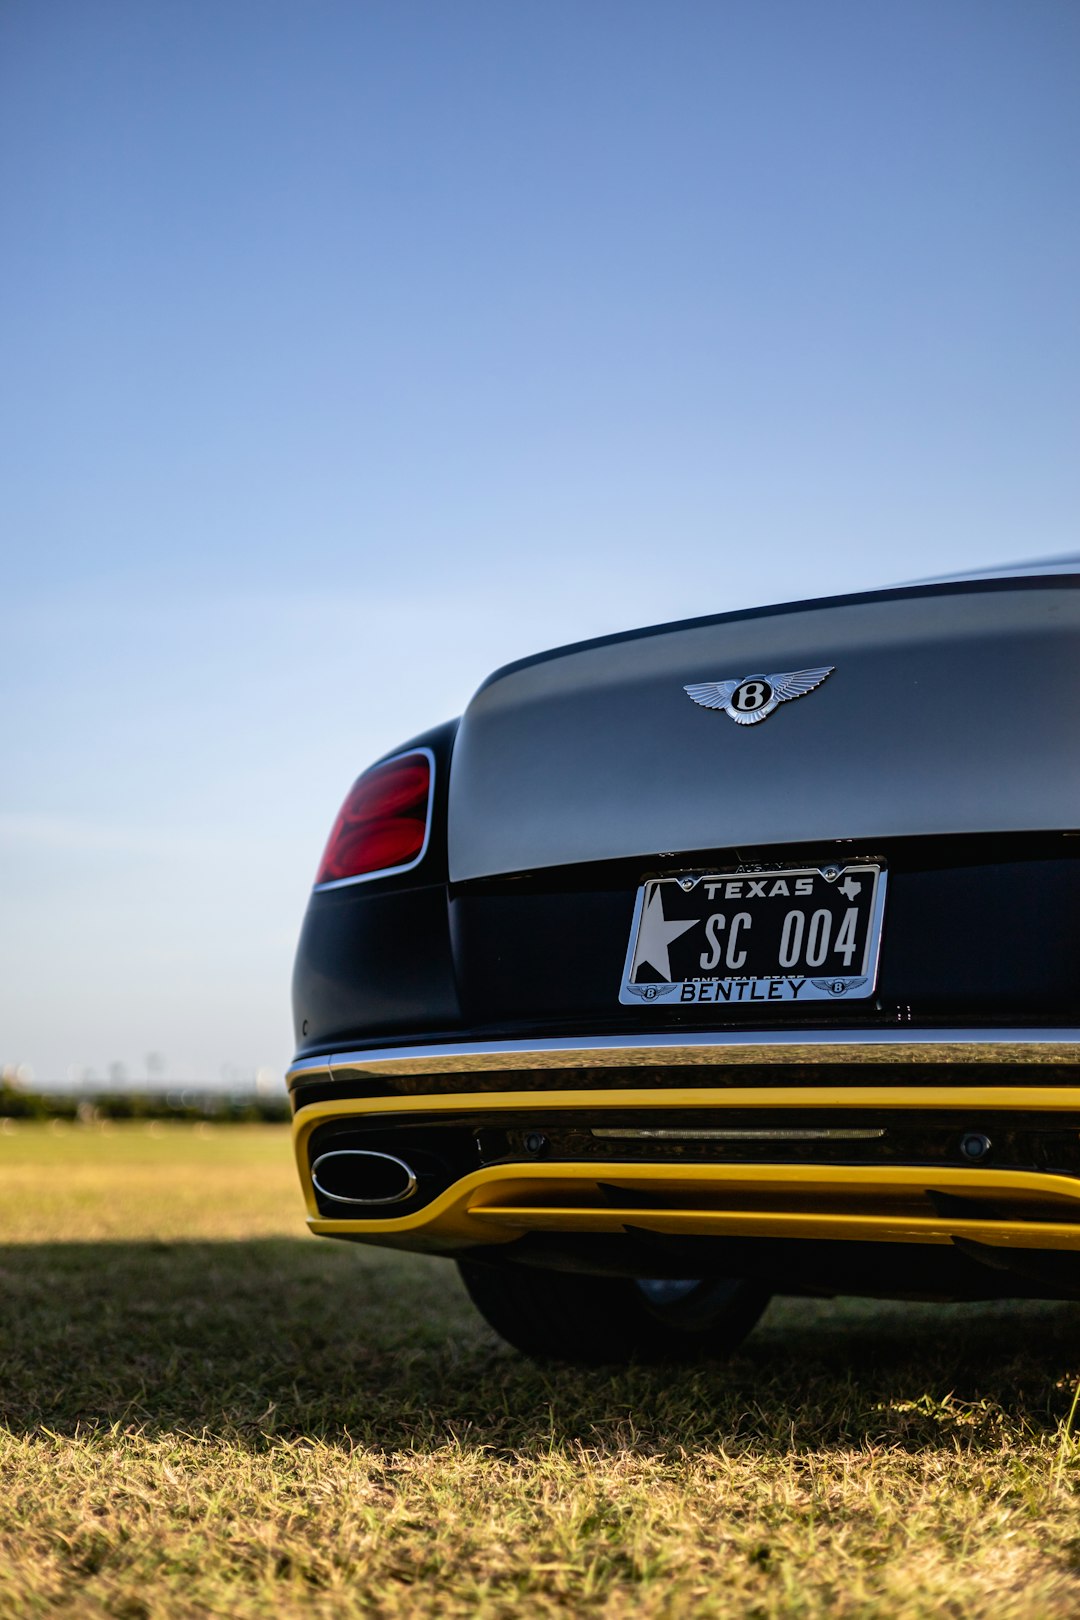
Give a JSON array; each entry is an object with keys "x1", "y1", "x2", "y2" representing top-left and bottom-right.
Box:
[{"x1": 619, "y1": 863, "x2": 886, "y2": 1006}]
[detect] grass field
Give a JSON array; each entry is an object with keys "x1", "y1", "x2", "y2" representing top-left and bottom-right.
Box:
[{"x1": 2, "y1": 1124, "x2": 1080, "y2": 1617}]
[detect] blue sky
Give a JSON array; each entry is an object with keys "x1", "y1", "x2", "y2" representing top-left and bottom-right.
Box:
[{"x1": 2, "y1": 0, "x2": 1078, "y2": 1086}]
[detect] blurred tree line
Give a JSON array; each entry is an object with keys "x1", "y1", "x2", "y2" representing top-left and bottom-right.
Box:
[{"x1": 0, "y1": 1077, "x2": 289, "y2": 1123}]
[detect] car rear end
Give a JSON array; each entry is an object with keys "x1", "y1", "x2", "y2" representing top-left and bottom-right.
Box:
[{"x1": 289, "y1": 572, "x2": 1080, "y2": 1310}]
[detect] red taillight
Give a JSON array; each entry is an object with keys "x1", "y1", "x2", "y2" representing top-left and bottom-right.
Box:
[{"x1": 314, "y1": 750, "x2": 433, "y2": 887}]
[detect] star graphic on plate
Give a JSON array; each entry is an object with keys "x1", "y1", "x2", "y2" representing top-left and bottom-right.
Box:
[{"x1": 632, "y1": 885, "x2": 698, "y2": 982}]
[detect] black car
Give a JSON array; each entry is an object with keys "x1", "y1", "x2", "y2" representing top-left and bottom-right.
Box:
[{"x1": 289, "y1": 561, "x2": 1080, "y2": 1363}]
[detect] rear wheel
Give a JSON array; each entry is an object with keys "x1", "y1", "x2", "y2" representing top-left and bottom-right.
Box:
[{"x1": 457, "y1": 1261, "x2": 770, "y2": 1366}]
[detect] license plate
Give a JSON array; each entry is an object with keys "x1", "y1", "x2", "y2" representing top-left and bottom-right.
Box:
[{"x1": 619, "y1": 863, "x2": 886, "y2": 1006}]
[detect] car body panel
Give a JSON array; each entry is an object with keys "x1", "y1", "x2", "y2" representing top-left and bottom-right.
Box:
[{"x1": 448, "y1": 579, "x2": 1080, "y2": 881}]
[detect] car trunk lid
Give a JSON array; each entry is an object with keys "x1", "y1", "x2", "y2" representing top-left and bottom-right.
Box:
[{"x1": 447, "y1": 580, "x2": 1080, "y2": 882}]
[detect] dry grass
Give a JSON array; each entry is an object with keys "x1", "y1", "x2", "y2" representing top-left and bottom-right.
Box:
[{"x1": 1, "y1": 1122, "x2": 1080, "y2": 1617}]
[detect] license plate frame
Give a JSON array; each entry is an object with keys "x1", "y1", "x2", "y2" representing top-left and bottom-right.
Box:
[{"x1": 618, "y1": 862, "x2": 887, "y2": 1006}]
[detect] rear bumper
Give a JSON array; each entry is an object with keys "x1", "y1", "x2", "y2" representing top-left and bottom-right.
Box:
[{"x1": 290, "y1": 1028, "x2": 1080, "y2": 1266}]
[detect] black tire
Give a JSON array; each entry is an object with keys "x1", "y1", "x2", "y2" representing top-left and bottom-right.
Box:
[{"x1": 457, "y1": 1261, "x2": 770, "y2": 1366}]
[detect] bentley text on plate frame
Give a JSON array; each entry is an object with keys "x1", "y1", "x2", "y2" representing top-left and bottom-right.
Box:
[{"x1": 288, "y1": 558, "x2": 1080, "y2": 1364}]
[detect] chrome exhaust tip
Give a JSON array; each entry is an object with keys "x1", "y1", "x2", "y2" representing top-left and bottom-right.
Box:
[{"x1": 311, "y1": 1149, "x2": 418, "y2": 1207}]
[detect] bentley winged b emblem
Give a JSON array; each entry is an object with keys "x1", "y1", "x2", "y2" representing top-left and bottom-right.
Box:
[{"x1": 684, "y1": 666, "x2": 834, "y2": 725}]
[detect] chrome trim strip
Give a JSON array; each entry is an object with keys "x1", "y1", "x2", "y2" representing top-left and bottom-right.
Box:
[
  {"x1": 312, "y1": 746, "x2": 436, "y2": 891},
  {"x1": 288, "y1": 1027, "x2": 1080, "y2": 1085},
  {"x1": 590, "y1": 1127, "x2": 887, "y2": 1141}
]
